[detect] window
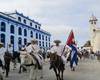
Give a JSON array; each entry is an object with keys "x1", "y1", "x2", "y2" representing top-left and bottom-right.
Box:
[
  {"x1": 46, "y1": 36, "x2": 47, "y2": 41},
  {"x1": 24, "y1": 29, "x2": 27, "y2": 36},
  {"x1": 39, "y1": 41, "x2": 41, "y2": 47},
  {"x1": 38, "y1": 27, "x2": 40, "y2": 29},
  {"x1": 18, "y1": 37, "x2": 22, "y2": 50},
  {"x1": 30, "y1": 31, "x2": 33, "y2": 37},
  {"x1": 35, "y1": 25, "x2": 37, "y2": 28},
  {"x1": 46, "y1": 42, "x2": 47, "y2": 47},
  {"x1": 49, "y1": 43, "x2": 50, "y2": 47},
  {"x1": 24, "y1": 38, "x2": 27, "y2": 45},
  {"x1": 10, "y1": 25, "x2": 14, "y2": 34},
  {"x1": 39, "y1": 34, "x2": 41, "y2": 40},
  {"x1": 23, "y1": 19, "x2": 26, "y2": 24},
  {"x1": 18, "y1": 27, "x2": 22, "y2": 35},
  {"x1": 10, "y1": 35, "x2": 14, "y2": 51},
  {"x1": 48, "y1": 37, "x2": 50, "y2": 41},
  {"x1": 18, "y1": 17, "x2": 21, "y2": 22},
  {"x1": 1, "y1": 33, "x2": 5, "y2": 47},
  {"x1": 30, "y1": 22, "x2": 32, "y2": 26},
  {"x1": 36, "y1": 33, "x2": 38, "y2": 39},
  {"x1": 18, "y1": 37, "x2": 22, "y2": 45},
  {"x1": 42, "y1": 35, "x2": 44, "y2": 40},
  {"x1": 1, "y1": 22, "x2": 6, "y2": 32},
  {"x1": 10, "y1": 35, "x2": 14, "y2": 45},
  {"x1": 42, "y1": 42, "x2": 44, "y2": 47}
]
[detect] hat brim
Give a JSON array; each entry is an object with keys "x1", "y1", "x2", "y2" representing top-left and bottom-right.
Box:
[{"x1": 54, "y1": 40, "x2": 61, "y2": 43}]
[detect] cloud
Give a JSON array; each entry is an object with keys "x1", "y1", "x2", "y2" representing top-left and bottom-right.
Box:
[{"x1": 0, "y1": 0, "x2": 99, "y2": 46}]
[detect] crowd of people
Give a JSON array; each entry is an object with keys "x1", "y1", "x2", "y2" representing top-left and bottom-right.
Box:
[{"x1": 0, "y1": 38, "x2": 99, "y2": 80}]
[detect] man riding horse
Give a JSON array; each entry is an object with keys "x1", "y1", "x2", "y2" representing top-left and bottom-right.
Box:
[
  {"x1": 20, "y1": 38, "x2": 44, "y2": 80},
  {"x1": 26, "y1": 38, "x2": 43, "y2": 69},
  {"x1": 48, "y1": 40, "x2": 71, "y2": 80}
]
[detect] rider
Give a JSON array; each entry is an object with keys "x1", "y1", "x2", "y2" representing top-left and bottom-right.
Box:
[
  {"x1": 26, "y1": 38, "x2": 42, "y2": 69},
  {"x1": 49, "y1": 40, "x2": 71, "y2": 69},
  {"x1": 7, "y1": 44, "x2": 13, "y2": 57}
]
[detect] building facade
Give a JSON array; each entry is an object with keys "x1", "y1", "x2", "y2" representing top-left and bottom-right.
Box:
[
  {"x1": 89, "y1": 15, "x2": 100, "y2": 52},
  {"x1": 0, "y1": 11, "x2": 51, "y2": 52}
]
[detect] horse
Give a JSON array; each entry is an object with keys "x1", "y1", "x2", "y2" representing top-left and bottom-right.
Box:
[
  {"x1": 19, "y1": 50, "x2": 44, "y2": 80},
  {"x1": 47, "y1": 53, "x2": 65, "y2": 80},
  {"x1": 11, "y1": 51, "x2": 21, "y2": 70}
]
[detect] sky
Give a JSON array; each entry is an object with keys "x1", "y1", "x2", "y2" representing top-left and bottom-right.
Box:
[{"x1": 0, "y1": 0, "x2": 100, "y2": 46}]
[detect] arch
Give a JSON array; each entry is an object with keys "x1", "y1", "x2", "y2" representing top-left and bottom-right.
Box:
[
  {"x1": 30, "y1": 31, "x2": 33, "y2": 37},
  {"x1": 10, "y1": 25, "x2": 14, "y2": 34},
  {"x1": 24, "y1": 38, "x2": 27, "y2": 45},
  {"x1": 10, "y1": 35, "x2": 14, "y2": 45},
  {"x1": 39, "y1": 34, "x2": 41, "y2": 40},
  {"x1": 1, "y1": 22, "x2": 6, "y2": 32},
  {"x1": 46, "y1": 36, "x2": 47, "y2": 41},
  {"x1": 18, "y1": 17, "x2": 21, "y2": 22},
  {"x1": 24, "y1": 29, "x2": 27, "y2": 36},
  {"x1": 42, "y1": 35, "x2": 44, "y2": 40},
  {"x1": 23, "y1": 19, "x2": 26, "y2": 24},
  {"x1": 18, "y1": 37, "x2": 22, "y2": 50},
  {"x1": 0, "y1": 33, "x2": 5, "y2": 47},
  {"x1": 36, "y1": 33, "x2": 38, "y2": 39},
  {"x1": 18, "y1": 27, "x2": 22, "y2": 35},
  {"x1": 10, "y1": 35, "x2": 14, "y2": 51}
]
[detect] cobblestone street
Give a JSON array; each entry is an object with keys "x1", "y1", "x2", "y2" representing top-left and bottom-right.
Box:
[{"x1": 4, "y1": 58, "x2": 100, "y2": 80}]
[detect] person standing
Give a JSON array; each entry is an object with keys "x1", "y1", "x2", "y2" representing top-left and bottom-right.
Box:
[
  {"x1": 4, "y1": 44, "x2": 12, "y2": 77},
  {"x1": 69, "y1": 43, "x2": 78, "y2": 71}
]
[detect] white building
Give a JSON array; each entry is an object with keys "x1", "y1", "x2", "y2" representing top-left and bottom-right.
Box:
[
  {"x1": 0, "y1": 11, "x2": 51, "y2": 52},
  {"x1": 89, "y1": 15, "x2": 100, "y2": 52}
]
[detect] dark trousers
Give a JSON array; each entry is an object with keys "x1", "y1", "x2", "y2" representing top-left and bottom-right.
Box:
[
  {"x1": 70, "y1": 58, "x2": 78, "y2": 68},
  {"x1": 5, "y1": 62, "x2": 10, "y2": 77}
]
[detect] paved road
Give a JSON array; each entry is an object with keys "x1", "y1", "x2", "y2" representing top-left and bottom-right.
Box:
[{"x1": 3, "y1": 58, "x2": 100, "y2": 80}]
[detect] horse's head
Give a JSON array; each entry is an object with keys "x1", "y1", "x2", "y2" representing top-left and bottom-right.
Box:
[{"x1": 47, "y1": 53, "x2": 58, "y2": 62}]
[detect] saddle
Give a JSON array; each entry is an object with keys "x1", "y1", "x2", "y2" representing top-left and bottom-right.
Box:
[{"x1": 30, "y1": 53, "x2": 42, "y2": 70}]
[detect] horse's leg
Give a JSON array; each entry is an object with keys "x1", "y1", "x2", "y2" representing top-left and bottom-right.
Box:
[
  {"x1": 18, "y1": 65, "x2": 22, "y2": 73},
  {"x1": 53, "y1": 68, "x2": 59, "y2": 80},
  {"x1": 40, "y1": 68, "x2": 43, "y2": 79},
  {"x1": 58, "y1": 69, "x2": 61, "y2": 80},
  {"x1": 61, "y1": 70, "x2": 64, "y2": 80},
  {"x1": 5, "y1": 63, "x2": 10, "y2": 77},
  {"x1": 29, "y1": 66, "x2": 34, "y2": 80}
]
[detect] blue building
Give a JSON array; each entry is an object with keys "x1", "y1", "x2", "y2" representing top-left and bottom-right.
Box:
[{"x1": 0, "y1": 11, "x2": 51, "y2": 52}]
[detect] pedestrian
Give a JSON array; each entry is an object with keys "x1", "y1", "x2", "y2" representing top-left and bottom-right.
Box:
[
  {"x1": 4, "y1": 44, "x2": 13, "y2": 77},
  {"x1": 68, "y1": 42, "x2": 78, "y2": 71}
]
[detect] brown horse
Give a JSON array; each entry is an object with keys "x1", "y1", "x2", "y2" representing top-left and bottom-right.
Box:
[{"x1": 47, "y1": 53, "x2": 65, "y2": 80}]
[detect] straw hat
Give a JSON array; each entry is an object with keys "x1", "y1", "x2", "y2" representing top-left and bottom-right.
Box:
[{"x1": 53, "y1": 40, "x2": 61, "y2": 44}]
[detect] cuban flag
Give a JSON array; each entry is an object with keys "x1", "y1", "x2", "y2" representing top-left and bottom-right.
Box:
[{"x1": 66, "y1": 30, "x2": 78, "y2": 68}]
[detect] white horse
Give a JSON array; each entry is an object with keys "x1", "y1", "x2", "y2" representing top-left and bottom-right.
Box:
[{"x1": 19, "y1": 51, "x2": 44, "y2": 80}]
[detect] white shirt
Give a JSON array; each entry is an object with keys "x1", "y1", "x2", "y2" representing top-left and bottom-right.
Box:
[
  {"x1": 50, "y1": 45, "x2": 69, "y2": 56},
  {"x1": 8, "y1": 47, "x2": 13, "y2": 53},
  {"x1": 26, "y1": 44, "x2": 40, "y2": 54},
  {"x1": 0, "y1": 47, "x2": 6, "y2": 64}
]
